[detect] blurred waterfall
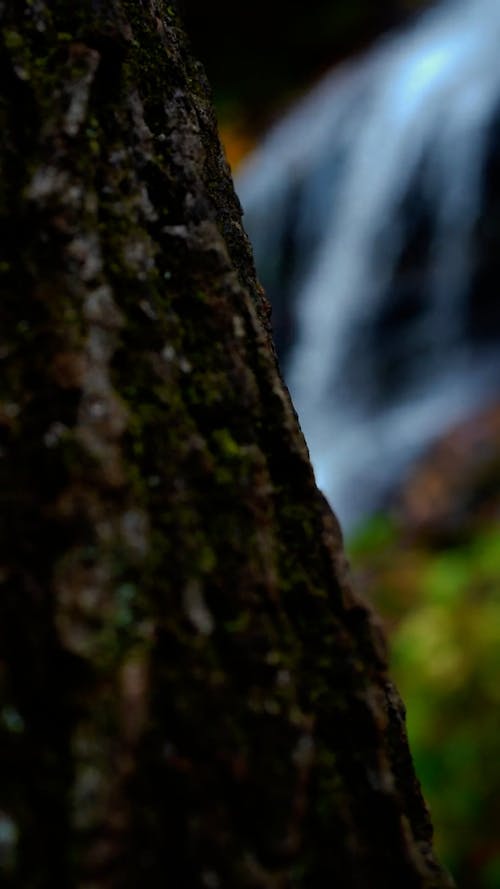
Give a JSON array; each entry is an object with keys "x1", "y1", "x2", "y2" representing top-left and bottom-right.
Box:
[{"x1": 236, "y1": 0, "x2": 500, "y2": 530}]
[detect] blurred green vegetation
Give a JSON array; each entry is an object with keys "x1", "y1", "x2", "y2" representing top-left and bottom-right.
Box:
[{"x1": 350, "y1": 513, "x2": 500, "y2": 888}]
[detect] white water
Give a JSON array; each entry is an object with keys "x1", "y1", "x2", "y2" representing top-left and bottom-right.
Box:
[{"x1": 237, "y1": 0, "x2": 500, "y2": 530}]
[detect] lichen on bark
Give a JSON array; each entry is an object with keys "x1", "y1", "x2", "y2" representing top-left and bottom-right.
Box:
[{"x1": 0, "y1": 2, "x2": 453, "y2": 888}]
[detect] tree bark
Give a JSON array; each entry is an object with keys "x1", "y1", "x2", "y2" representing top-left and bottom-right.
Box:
[{"x1": 0, "y1": 2, "x2": 452, "y2": 887}]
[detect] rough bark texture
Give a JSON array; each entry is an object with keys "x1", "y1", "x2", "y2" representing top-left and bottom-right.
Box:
[{"x1": 0, "y1": 2, "x2": 452, "y2": 888}]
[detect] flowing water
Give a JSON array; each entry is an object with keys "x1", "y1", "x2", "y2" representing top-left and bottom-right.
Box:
[{"x1": 236, "y1": 0, "x2": 500, "y2": 530}]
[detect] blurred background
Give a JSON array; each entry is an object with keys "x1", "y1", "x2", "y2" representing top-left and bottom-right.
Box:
[
  {"x1": 179, "y1": 0, "x2": 426, "y2": 164},
  {"x1": 179, "y1": 2, "x2": 500, "y2": 886}
]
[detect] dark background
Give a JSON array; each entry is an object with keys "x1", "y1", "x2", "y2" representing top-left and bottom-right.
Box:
[{"x1": 179, "y1": 0, "x2": 431, "y2": 132}]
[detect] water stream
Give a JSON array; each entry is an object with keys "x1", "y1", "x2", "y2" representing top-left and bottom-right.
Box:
[{"x1": 237, "y1": 0, "x2": 500, "y2": 530}]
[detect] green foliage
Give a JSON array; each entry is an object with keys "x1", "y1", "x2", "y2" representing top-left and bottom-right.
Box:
[{"x1": 349, "y1": 518, "x2": 500, "y2": 887}]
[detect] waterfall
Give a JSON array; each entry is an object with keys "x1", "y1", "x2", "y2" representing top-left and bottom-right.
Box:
[{"x1": 236, "y1": 0, "x2": 500, "y2": 530}]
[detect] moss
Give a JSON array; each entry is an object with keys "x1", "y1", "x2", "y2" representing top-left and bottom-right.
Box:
[
  {"x1": 3, "y1": 29, "x2": 23, "y2": 51},
  {"x1": 212, "y1": 427, "x2": 241, "y2": 459}
]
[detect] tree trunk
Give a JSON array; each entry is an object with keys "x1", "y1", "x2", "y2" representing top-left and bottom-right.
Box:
[{"x1": 0, "y1": 2, "x2": 452, "y2": 887}]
